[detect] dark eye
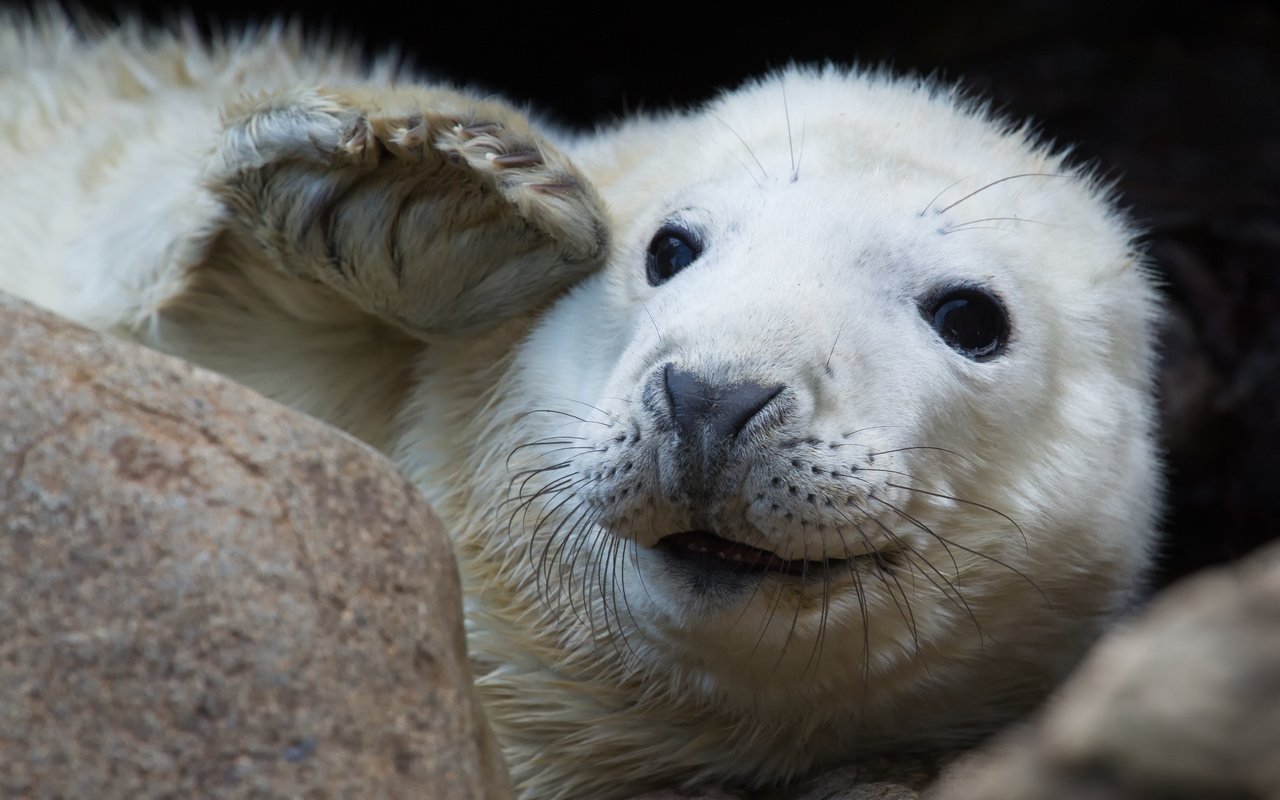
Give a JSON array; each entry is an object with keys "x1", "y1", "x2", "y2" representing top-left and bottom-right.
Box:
[
  {"x1": 646, "y1": 225, "x2": 702, "y2": 286},
  {"x1": 924, "y1": 287, "x2": 1010, "y2": 361}
]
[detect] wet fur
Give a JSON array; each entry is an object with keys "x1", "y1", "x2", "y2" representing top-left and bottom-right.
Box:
[{"x1": 0, "y1": 10, "x2": 1162, "y2": 800}]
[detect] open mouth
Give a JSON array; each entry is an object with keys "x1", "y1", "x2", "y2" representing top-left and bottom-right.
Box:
[{"x1": 655, "y1": 530, "x2": 850, "y2": 578}]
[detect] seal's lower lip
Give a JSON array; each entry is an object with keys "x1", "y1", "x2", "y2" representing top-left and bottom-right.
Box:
[{"x1": 654, "y1": 530, "x2": 849, "y2": 577}]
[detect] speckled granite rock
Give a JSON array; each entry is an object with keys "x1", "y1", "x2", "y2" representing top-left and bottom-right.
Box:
[
  {"x1": 929, "y1": 540, "x2": 1280, "y2": 800},
  {"x1": 0, "y1": 293, "x2": 511, "y2": 799}
]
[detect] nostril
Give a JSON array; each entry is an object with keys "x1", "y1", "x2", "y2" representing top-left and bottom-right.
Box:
[
  {"x1": 718, "y1": 381, "x2": 784, "y2": 439},
  {"x1": 663, "y1": 363, "x2": 708, "y2": 436},
  {"x1": 662, "y1": 363, "x2": 784, "y2": 442},
  {"x1": 662, "y1": 362, "x2": 683, "y2": 417}
]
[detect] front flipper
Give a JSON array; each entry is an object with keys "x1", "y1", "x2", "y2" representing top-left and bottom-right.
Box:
[{"x1": 209, "y1": 86, "x2": 609, "y2": 337}]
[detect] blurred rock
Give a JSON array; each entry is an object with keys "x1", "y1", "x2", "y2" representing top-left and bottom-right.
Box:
[
  {"x1": 778, "y1": 758, "x2": 934, "y2": 799},
  {"x1": 928, "y1": 540, "x2": 1280, "y2": 800},
  {"x1": 628, "y1": 788, "x2": 744, "y2": 800},
  {"x1": 626, "y1": 754, "x2": 937, "y2": 799},
  {"x1": 629, "y1": 535, "x2": 1280, "y2": 799},
  {"x1": 0, "y1": 293, "x2": 511, "y2": 799}
]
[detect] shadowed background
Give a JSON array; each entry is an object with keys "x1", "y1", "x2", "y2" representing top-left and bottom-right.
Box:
[{"x1": 7, "y1": 0, "x2": 1277, "y2": 591}]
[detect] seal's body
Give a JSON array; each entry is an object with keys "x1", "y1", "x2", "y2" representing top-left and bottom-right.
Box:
[{"x1": 0, "y1": 12, "x2": 1162, "y2": 800}]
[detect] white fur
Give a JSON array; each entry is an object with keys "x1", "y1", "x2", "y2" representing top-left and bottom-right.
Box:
[{"x1": 0, "y1": 11, "x2": 1161, "y2": 800}]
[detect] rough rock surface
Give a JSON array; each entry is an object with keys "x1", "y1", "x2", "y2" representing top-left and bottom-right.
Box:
[
  {"x1": 0, "y1": 294, "x2": 511, "y2": 799},
  {"x1": 929, "y1": 540, "x2": 1280, "y2": 800}
]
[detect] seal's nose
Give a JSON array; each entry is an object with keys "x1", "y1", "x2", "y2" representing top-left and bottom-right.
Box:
[{"x1": 662, "y1": 363, "x2": 784, "y2": 444}]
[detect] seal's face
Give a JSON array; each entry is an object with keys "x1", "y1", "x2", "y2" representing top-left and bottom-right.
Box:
[{"x1": 506, "y1": 70, "x2": 1158, "y2": 712}]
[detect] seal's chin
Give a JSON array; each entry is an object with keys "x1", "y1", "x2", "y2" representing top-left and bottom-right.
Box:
[{"x1": 655, "y1": 530, "x2": 849, "y2": 579}]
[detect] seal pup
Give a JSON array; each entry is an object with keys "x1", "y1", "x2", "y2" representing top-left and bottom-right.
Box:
[{"x1": 0, "y1": 12, "x2": 1162, "y2": 800}]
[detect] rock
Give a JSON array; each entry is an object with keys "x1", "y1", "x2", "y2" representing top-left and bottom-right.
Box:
[
  {"x1": 626, "y1": 754, "x2": 936, "y2": 799},
  {"x1": 776, "y1": 757, "x2": 935, "y2": 799},
  {"x1": 928, "y1": 540, "x2": 1280, "y2": 800},
  {"x1": 628, "y1": 788, "x2": 745, "y2": 800},
  {"x1": 0, "y1": 294, "x2": 511, "y2": 799}
]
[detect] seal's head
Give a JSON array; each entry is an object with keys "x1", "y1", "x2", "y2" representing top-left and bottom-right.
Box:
[{"x1": 469, "y1": 66, "x2": 1159, "y2": 790}]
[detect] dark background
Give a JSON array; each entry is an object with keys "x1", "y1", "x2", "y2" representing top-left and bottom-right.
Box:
[{"x1": 10, "y1": 0, "x2": 1279, "y2": 590}]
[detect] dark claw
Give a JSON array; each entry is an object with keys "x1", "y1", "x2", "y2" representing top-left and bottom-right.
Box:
[
  {"x1": 458, "y1": 122, "x2": 503, "y2": 140},
  {"x1": 491, "y1": 150, "x2": 543, "y2": 168},
  {"x1": 530, "y1": 179, "x2": 580, "y2": 194},
  {"x1": 342, "y1": 114, "x2": 371, "y2": 151},
  {"x1": 397, "y1": 123, "x2": 427, "y2": 148}
]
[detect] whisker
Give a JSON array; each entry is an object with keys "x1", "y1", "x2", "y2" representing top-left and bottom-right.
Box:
[
  {"x1": 503, "y1": 472, "x2": 578, "y2": 545},
  {"x1": 846, "y1": 465, "x2": 949, "y2": 498},
  {"x1": 642, "y1": 302, "x2": 665, "y2": 348},
  {"x1": 527, "y1": 473, "x2": 596, "y2": 593},
  {"x1": 830, "y1": 508, "x2": 902, "y2": 687},
  {"x1": 941, "y1": 216, "x2": 1061, "y2": 235},
  {"x1": 621, "y1": 515, "x2": 658, "y2": 607},
  {"x1": 837, "y1": 424, "x2": 902, "y2": 439},
  {"x1": 850, "y1": 500, "x2": 982, "y2": 641},
  {"x1": 750, "y1": 545, "x2": 792, "y2": 663},
  {"x1": 540, "y1": 396, "x2": 621, "y2": 422},
  {"x1": 935, "y1": 225, "x2": 1019, "y2": 233},
  {"x1": 580, "y1": 517, "x2": 607, "y2": 638},
  {"x1": 795, "y1": 121, "x2": 807, "y2": 183},
  {"x1": 565, "y1": 507, "x2": 609, "y2": 628},
  {"x1": 825, "y1": 320, "x2": 848, "y2": 372},
  {"x1": 782, "y1": 85, "x2": 796, "y2": 182},
  {"x1": 727, "y1": 542, "x2": 775, "y2": 632},
  {"x1": 586, "y1": 511, "x2": 625, "y2": 642},
  {"x1": 872, "y1": 493, "x2": 1047, "y2": 606},
  {"x1": 718, "y1": 145, "x2": 765, "y2": 190},
  {"x1": 546, "y1": 502, "x2": 603, "y2": 620},
  {"x1": 503, "y1": 472, "x2": 577, "y2": 535},
  {"x1": 713, "y1": 114, "x2": 769, "y2": 181},
  {"x1": 534, "y1": 495, "x2": 594, "y2": 611},
  {"x1": 526, "y1": 473, "x2": 594, "y2": 559},
  {"x1": 883, "y1": 481, "x2": 1029, "y2": 552},
  {"x1": 920, "y1": 176, "x2": 970, "y2": 216},
  {"x1": 515, "y1": 408, "x2": 614, "y2": 428},
  {"x1": 877, "y1": 499, "x2": 967, "y2": 582},
  {"x1": 504, "y1": 457, "x2": 578, "y2": 493},
  {"x1": 519, "y1": 444, "x2": 602, "y2": 464},
  {"x1": 505, "y1": 436, "x2": 589, "y2": 470},
  {"x1": 800, "y1": 523, "x2": 839, "y2": 682},
  {"x1": 563, "y1": 504, "x2": 606, "y2": 624},
  {"x1": 505, "y1": 447, "x2": 599, "y2": 486},
  {"x1": 508, "y1": 460, "x2": 579, "y2": 502},
  {"x1": 599, "y1": 528, "x2": 644, "y2": 664},
  {"x1": 934, "y1": 172, "x2": 1071, "y2": 215},
  {"x1": 608, "y1": 531, "x2": 644, "y2": 662},
  {"x1": 866, "y1": 445, "x2": 977, "y2": 469},
  {"x1": 768, "y1": 537, "x2": 810, "y2": 678}
]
